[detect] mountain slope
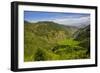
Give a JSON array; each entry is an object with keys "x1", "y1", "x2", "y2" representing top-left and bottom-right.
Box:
[
  {"x1": 25, "y1": 21, "x2": 78, "y2": 40},
  {"x1": 24, "y1": 21, "x2": 90, "y2": 62},
  {"x1": 73, "y1": 25, "x2": 90, "y2": 56},
  {"x1": 73, "y1": 25, "x2": 90, "y2": 41}
]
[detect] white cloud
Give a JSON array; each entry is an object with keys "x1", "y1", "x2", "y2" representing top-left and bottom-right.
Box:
[{"x1": 53, "y1": 16, "x2": 90, "y2": 26}]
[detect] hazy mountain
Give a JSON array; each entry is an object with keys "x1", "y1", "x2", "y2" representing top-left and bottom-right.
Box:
[{"x1": 73, "y1": 25, "x2": 90, "y2": 41}]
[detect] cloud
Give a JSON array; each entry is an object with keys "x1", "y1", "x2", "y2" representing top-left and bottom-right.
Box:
[
  {"x1": 29, "y1": 14, "x2": 90, "y2": 26},
  {"x1": 53, "y1": 16, "x2": 90, "y2": 26}
]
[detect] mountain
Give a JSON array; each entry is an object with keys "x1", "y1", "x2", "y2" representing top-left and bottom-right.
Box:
[
  {"x1": 24, "y1": 21, "x2": 78, "y2": 39},
  {"x1": 76, "y1": 23, "x2": 90, "y2": 29},
  {"x1": 73, "y1": 25, "x2": 90, "y2": 41},
  {"x1": 24, "y1": 21, "x2": 90, "y2": 62},
  {"x1": 24, "y1": 20, "x2": 30, "y2": 24},
  {"x1": 73, "y1": 25, "x2": 90, "y2": 55}
]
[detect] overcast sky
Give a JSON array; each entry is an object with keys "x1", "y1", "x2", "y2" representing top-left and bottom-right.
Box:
[{"x1": 24, "y1": 11, "x2": 90, "y2": 26}]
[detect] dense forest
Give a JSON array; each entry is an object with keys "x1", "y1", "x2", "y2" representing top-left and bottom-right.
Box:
[{"x1": 24, "y1": 21, "x2": 90, "y2": 62}]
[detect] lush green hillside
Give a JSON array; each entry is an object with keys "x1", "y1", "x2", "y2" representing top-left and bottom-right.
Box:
[
  {"x1": 24, "y1": 21, "x2": 90, "y2": 62},
  {"x1": 73, "y1": 25, "x2": 90, "y2": 56}
]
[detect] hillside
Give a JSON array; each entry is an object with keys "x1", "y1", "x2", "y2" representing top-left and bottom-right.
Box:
[
  {"x1": 74, "y1": 25, "x2": 90, "y2": 55},
  {"x1": 24, "y1": 21, "x2": 90, "y2": 62},
  {"x1": 73, "y1": 25, "x2": 90, "y2": 41}
]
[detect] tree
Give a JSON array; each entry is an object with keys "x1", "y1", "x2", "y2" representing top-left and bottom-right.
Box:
[{"x1": 34, "y1": 48, "x2": 45, "y2": 61}]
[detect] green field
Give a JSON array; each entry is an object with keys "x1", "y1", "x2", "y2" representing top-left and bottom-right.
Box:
[{"x1": 24, "y1": 21, "x2": 90, "y2": 62}]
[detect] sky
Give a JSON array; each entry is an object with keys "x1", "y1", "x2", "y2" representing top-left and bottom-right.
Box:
[{"x1": 24, "y1": 11, "x2": 90, "y2": 26}]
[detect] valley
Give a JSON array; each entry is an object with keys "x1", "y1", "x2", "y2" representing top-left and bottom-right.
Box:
[{"x1": 24, "y1": 21, "x2": 90, "y2": 62}]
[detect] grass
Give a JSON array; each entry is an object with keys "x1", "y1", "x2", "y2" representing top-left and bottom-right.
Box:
[{"x1": 24, "y1": 37, "x2": 89, "y2": 61}]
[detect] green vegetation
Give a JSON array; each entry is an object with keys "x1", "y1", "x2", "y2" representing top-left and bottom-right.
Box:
[{"x1": 24, "y1": 21, "x2": 90, "y2": 62}]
